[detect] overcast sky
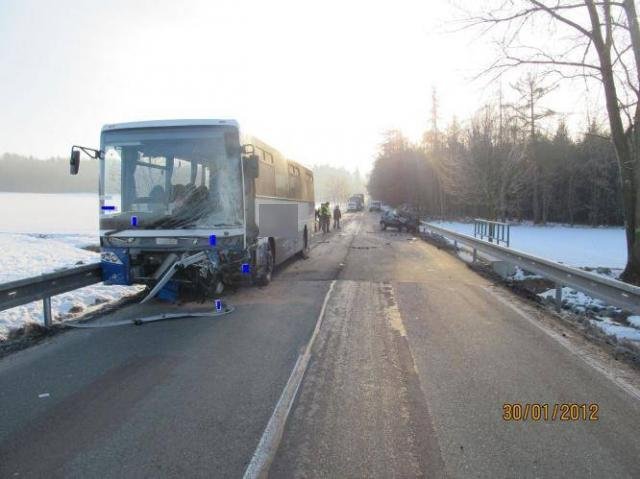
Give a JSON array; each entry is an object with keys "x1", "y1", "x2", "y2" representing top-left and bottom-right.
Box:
[{"x1": 0, "y1": 0, "x2": 600, "y2": 173}]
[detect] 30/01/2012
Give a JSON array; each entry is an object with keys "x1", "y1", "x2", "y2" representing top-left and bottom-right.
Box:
[{"x1": 502, "y1": 403, "x2": 599, "y2": 421}]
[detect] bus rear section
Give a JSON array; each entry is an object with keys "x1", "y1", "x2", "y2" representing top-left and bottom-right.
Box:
[{"x1": 247, "y1": 136, "x2": 314, "y2": 265}]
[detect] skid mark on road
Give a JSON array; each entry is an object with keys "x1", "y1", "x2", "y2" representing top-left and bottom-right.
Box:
[{"x1": 269, "y1": 280, "x2": 446, "y2": 478}]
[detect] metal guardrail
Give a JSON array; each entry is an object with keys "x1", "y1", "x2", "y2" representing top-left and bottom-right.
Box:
[
  {"x1": 473, "y1": 218, "x2": 510, "y2": 247},
  {"x1": 0, "y1": 263, "x2": 102, "y2": 327},
  {"x1": 421, "y1": 222, "x2": 640, "y2": 315}
]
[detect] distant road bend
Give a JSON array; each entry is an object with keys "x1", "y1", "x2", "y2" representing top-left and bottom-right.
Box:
[{"x1": 2, "y1": 212, "x2": 640, "y2": 478}]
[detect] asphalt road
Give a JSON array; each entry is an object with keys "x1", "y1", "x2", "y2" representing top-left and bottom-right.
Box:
[{"x1": 2, "y1": 212, "x2": 640, "y2": 478}]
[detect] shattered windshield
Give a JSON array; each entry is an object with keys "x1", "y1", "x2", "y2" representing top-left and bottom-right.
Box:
[{"x1": 99, "y1": 125, "x2": 243, "y2": 232}]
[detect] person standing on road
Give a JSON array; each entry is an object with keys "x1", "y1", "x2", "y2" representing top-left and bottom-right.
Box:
[
  {"x1": 320, "y1": 202, "x2": 331, "y2": 233},
  {"x1": 333, "y1": 204, "x2": 342, "y2": 230}
]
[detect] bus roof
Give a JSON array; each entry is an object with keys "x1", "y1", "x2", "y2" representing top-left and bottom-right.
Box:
[{"x1": 101, "y1": 119, "x2": 239, "y2": 132}]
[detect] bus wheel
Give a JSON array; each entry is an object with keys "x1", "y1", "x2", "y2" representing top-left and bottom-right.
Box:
[
  {"x1": 255, "y1": 247, "x2": 274, "y2": 286},
  {"x1": 299, "y1": 226, "x2": 310, "y2": 259}
]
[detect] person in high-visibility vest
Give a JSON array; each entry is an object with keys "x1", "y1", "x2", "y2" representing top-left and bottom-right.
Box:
[{"x1": 320, "y1": 202, "x2": 331, "y2": 233}]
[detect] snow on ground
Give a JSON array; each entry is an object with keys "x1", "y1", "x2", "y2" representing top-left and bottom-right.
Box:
[
  {"x1": 0, "y1": 193, "x2": 141, "y2": 340},
  {"x1": 511, "y1": 266, "x2": 543, "y2": 281},
  {"x1": 538, "y1": 287, "x2": 620, "y2": 315},
  {"x1": 429, "y1": 220, "x2": 626, "y2": 269},
  {"x1": 537, "y1": 286, "x2": 640, "y2": 343},
  {"x1": 627, "y1": 316, "x2": 640, "y2": 328},
  {"x1": 590, "y1": 318, "x2": 640, "y2": 342},
  {"x1": 0, "y1": 233, "x2": 98, "y2": 283}
]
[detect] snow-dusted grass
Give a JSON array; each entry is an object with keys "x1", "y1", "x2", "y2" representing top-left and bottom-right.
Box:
[
  {"x1": 430, "y1": 220, "x2": 626, "y2": 270},
  {"x1": 0, "y1": 193, "x2": 141, "y2": 340}
]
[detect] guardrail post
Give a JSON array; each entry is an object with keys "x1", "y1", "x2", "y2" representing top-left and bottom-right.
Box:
[
  {"x1": 454, "y1": 240, "x2": 458, "y2": 250},
  {"x1": 43, "y1": 296, "x2": 53, "y2": 327},
  {"x1": 472, "y1": 248, "x2": 477, "y2": 263},
  {"x1": 554, "y1": 284, "x2": 563, "y2": 312}
]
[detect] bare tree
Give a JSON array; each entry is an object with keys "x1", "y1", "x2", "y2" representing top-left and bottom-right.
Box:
[
  {"x1": 511, "y1": 73, "x2": 557, "y2": 223},
  {"x1": 470, "y1": 0, "x2": 640, "y2": 284}
]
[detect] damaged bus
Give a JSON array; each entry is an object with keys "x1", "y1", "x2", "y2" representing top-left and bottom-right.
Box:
[{"x1": 69, "y1": 119, "x2": 314, "y2": 301}]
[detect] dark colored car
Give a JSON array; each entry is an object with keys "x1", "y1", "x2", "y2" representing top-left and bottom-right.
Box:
[{"x1": 380, "y1": 209, "x2": 419, "y2": 233}]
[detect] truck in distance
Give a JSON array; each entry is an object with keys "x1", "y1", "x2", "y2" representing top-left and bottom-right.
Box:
[
  {"x1": 348, "y1": 194, "x2": 364, "y2": 211},
  {"x1": 369, "y1": 200, "x2": 381, "y2": 211}
]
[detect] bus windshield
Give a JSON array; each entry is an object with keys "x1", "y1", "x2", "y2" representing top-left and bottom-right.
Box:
[{"x1": 99, "y1": 125, "x2": 244, "y2": 232}]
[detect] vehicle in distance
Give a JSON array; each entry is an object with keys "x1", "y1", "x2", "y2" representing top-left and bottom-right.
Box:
[
  {"x1": 369, "y1": 200, "x2": 382, "y2": 211},
  {"x1": 348, "y1": 194, "x2": 364, "y2": 211},
  {"x1": 347, "y1": 199, "x2": 360, "y2": 212},
  {"x1": 69, "y1": 119, "x2": 314, "y2": 300},
  {"x1": 380, "y1": 208, "x2": 419, "y2": 233}
]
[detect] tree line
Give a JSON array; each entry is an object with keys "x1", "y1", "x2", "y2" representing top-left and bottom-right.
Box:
[
  {"x1": 369, "y1": 92, "x2": 623, "y2": 227},
  {"x1": 0, "y1": 153, "x2": 98, "y2": 193},
  {"x1": 0, "y1": 152, "x2": 366, "y2": 205}
]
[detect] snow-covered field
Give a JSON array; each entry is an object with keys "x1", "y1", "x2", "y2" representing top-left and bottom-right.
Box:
[
  {"x1": 430, "y1": 221, "x2": 626, "y2": 270},
  {"x1": 0, "y1": 192, "x2": 99, "y2": 234},
  {"x1": 0, "y1": 193, "x2": 141, "y2": 339}
]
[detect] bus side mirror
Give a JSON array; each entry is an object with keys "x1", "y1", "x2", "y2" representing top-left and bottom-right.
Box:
[
  {"x1": 70, "y1": 149, "x2": 80, "y2": 175},
  {"x1": 244, "y1": 154, "x2": 259, "y2": 179}
]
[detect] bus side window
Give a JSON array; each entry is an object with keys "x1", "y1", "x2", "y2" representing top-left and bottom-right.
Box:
[
  {"x1": 288, "y1": 164, "x2": 301, "y2": 199},
  {"x1": 300, "y1": 170, "x2": 313, "y2": 203},
  {"x1": 255, "y1": 148, "x2": 276, "y2": 196}
]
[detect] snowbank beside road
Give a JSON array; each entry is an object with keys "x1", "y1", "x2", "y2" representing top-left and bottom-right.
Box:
[{"x1": 0, "y1": 233, "x2": 141, "y2": 339}]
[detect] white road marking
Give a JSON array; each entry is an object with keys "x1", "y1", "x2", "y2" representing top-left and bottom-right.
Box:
[
  {"x1": 243, "y1": 279, "x2": 338, "y2": 479},
  {"x1": 38, "y1": 393, "x2": 50, "y2": 398},
  {"x1": 485, "y1": 286, "x2": 640, "y2": 402}
]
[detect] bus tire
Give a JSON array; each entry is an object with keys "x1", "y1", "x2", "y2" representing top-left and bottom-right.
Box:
[
  {"x1": 299, "y1": 226, "x2": 310, "y2": 259},
  {"x1": 255, "y1": 247, "x2": 274, "y2": 286}
]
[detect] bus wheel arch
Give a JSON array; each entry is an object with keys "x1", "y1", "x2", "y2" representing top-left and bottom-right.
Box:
[{"x1": 252, "y1": 237, "x2": 275, "y2": 287}]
